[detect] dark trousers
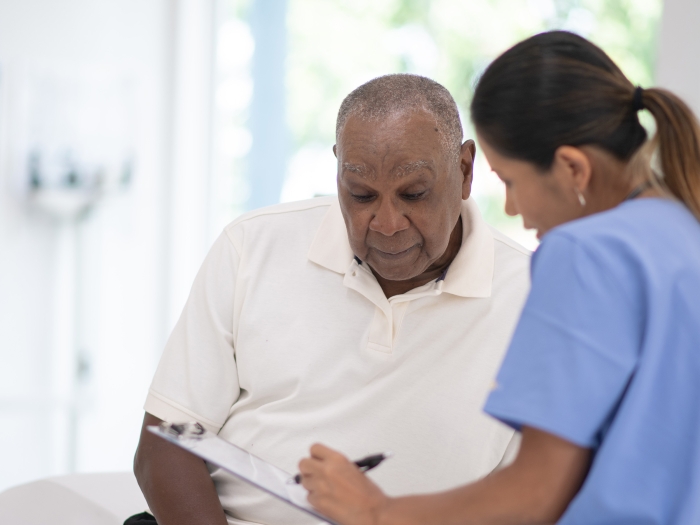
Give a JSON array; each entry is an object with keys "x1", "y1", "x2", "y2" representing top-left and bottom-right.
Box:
[{"x1": 124, "y1": 512, "x2": 157, "y2": 524}]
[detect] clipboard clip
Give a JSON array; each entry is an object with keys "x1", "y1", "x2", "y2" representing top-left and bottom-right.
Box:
[{"x1": 160, "y1": 421, "x2": 206, "y2": 441}]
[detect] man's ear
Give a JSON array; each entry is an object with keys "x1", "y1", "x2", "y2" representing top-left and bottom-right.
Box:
[
  {"x1": 552, "y1": 146, "x2": 592, "y2": 196},
  {"x1": 333, "y1": 145, "x2": 337, "y2": 158},
  {"x1": 460, "y1": 139, "x2": 476, "y2": 200}
]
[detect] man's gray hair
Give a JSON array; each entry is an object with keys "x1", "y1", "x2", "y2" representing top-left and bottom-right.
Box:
[{"x1": 336, "y1": 74, "x2": 463, "y2": 162}]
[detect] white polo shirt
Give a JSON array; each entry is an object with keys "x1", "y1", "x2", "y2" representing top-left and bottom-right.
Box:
[{"x1": 145, "y1": 196, "x2": 530, "y2": 525}]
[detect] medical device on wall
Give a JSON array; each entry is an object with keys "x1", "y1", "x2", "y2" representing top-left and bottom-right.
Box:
[{"x1": 9, "y1": 63, "x2": 135, "y2": 219}]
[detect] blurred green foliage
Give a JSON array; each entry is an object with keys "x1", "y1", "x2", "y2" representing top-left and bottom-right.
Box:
[
  {"x1": 287, "y1": 0, "x2": 661, "y2": 147},
  {"x1": 283, "y1": 0, "x2": 661, "y2": 244}
]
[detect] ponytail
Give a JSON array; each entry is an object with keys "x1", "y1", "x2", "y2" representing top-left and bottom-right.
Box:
[{"x1": 642, "y1": 88, "x2": 700, "y2": 220}]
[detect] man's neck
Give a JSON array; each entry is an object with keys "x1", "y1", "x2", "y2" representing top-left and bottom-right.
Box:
[{"x1": 372, "y1": 217, "x2": 463, "y2": 299}]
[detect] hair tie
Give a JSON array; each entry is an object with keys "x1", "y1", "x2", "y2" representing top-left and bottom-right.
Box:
[{"x1": 632, "y1": 86, "x2": 645, "y2": 112}]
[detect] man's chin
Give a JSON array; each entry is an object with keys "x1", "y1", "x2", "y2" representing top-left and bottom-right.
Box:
[{"x1": 366, "y1": 260, "x2": 426, "y2": 283}]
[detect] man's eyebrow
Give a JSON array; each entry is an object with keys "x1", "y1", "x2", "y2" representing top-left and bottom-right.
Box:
[
  {"x1": 341, "y1": 163, "x2": 374, "y2": 179},
  {"x1": 393, "y1": 160, "x2": 434, "y2": 178}
]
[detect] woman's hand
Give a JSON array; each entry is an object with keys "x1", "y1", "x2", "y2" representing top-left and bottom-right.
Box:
[{"x1": 298, "y1": 444, "x2": 391, "y2": 525}]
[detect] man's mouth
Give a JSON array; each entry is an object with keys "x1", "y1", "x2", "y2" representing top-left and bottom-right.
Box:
[{"x1": 372, "y1": 245, "x2": 418, "y2": 260}]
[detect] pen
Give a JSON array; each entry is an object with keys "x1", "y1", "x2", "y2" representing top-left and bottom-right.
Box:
[{"x1": 289, "y1": 451, "x2": 393, "y2": 484}]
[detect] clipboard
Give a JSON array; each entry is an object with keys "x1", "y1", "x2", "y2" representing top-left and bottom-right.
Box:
[{"x1": 147, "y1": 422, "x2": 340, "y2": 525}]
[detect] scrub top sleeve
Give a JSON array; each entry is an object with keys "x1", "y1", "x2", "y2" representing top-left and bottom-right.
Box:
[
  {"x1": 145, "y1": 231, "x2": 241, "y2": 433},
  {"x1": 484, "y1": 233, "x2": 642, "y2": 448}
]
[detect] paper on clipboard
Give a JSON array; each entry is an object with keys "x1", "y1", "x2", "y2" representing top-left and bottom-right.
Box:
[{"x1": 147, "y1": 422, "x2": 341, "y2": 525}]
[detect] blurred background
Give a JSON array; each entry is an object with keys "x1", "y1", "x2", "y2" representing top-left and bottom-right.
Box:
[{"x1": 0, "y1": 0, "x2": 696, "y2": 492}]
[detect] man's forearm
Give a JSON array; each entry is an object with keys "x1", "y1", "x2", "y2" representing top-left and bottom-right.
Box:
[{"x1": 134, "y1": 413, "x2": 229, "y2": 525}]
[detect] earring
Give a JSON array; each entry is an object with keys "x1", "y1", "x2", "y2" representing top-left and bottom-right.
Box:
[{"x1": 575, "y1": 188, "x2": 586, "y2": 207}]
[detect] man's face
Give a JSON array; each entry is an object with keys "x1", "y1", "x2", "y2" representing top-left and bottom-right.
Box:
[{"x1": 336, "y1": 110, "x2": 474, "y2": 282}]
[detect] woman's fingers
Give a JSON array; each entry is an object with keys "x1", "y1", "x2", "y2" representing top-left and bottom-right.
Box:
[
  {"x1": 299, "y1": 443, "x2": 353, "y2": 480},
  {"x1": 310, "y1": 442, "x2": 347, "y2": 460},
  {"x1": 298, "y1": 458, "x2": 331, "y2": 493}
]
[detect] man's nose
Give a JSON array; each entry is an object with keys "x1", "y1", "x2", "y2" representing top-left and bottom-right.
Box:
[{"x1": 369, "y1": 197, "x2": 410, "y2": 236}]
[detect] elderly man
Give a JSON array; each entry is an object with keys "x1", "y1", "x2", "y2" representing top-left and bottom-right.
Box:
[{"x1": 134, "y1": 74, "x2": 530, "y2": 525}]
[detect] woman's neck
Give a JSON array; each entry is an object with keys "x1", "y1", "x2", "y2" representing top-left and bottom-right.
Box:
[{"x1": 581, "y1": 146, "x2": 663, "y2": 215}]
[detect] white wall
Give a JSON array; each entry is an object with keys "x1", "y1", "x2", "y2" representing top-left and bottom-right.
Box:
[
  {"x1": 656, "y1": 0, "x2": 700, "y2": 114},
  {"x1": 0, "y1": 0, "x2": 172, "y2": 490},
  {"x1": 167, "y1": 0, "x2": 217, "y2": 328},
  {"x1": 0, "y1": 0, "x2": 219, "y2": 491}
]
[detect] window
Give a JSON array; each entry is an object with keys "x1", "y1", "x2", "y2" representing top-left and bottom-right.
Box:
[{"x1": 213, "y1": 0, "x2": 662, "y2": 249}]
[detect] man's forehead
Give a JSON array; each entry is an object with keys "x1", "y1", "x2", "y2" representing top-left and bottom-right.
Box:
[
  {"x1": 336, "y1": 109, "x2": 450, "y2": 181},
  {"x1": 340, "y1": 108, "x2": 437, "y2": 137},
  {"x1": 338, "y1": 110, "x2": 444, "y2": 150}
]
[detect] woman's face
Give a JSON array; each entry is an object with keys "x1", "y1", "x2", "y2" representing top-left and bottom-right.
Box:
[{"x1": 477, "y1": 134, "x2": 584, "y2": 239}]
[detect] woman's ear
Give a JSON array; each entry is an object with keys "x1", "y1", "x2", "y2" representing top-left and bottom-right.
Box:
[{"x1": 551, "y1": 145, "x2": 593, "y2": 195}]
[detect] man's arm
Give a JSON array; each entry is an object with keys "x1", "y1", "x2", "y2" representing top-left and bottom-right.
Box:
[
  {"x1": 134, "y1": 412, "x2": 229, "y2": 525},
  {"x1": 299, "y1": 426, "x2": 591, "y2": 525}
]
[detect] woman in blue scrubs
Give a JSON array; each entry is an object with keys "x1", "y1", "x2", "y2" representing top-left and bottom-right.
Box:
[{"x1": 297, "y1": 31, "x2": 700, "y2": 525}]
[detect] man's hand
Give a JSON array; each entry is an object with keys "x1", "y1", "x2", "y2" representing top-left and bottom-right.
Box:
[
  {"x1": 298, "y1": 444, "x2": 391, "y2": 525},
  {"x1": 133, "y1": 413, "x2": 228, "y2": 525}
]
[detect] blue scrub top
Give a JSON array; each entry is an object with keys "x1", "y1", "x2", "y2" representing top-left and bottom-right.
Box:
[{"x1": 485, "y1": 197, "x2": 700, "y2": 525}]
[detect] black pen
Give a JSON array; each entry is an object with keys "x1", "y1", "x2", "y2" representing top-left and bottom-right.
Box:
[{"x1": 289, "y1": 451, "x2": 393, "y2": 484}]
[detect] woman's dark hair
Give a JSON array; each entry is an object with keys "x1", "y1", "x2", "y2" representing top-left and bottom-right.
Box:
[{"x1": 471, "y1": 30, "x2": 700, "y2": 220}]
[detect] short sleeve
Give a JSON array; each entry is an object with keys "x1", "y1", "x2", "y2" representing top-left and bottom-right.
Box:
[
  {"x1": 484, "y1": 232, "x2": 642, "y2": 448},
  {"x1": 144, "y1": 231, "x2": 241, "y2": 433}
]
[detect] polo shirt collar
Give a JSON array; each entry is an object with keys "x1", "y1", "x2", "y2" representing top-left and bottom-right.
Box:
[
  {"x1": 443, "y1": 198, "x2": 494, "y2": 298},
  {"x1": 307, "y1": 197, "x2": 494, "y2": 298},
  {"x1": 307, "y1": 198, "x2": 355, "y2": 274}
]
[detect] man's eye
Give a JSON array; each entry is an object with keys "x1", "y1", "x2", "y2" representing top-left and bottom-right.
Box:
[
  {"x1": 351, "y1": 194, "x2": 374, "y2": 203},
  {"x1": 402, "y1": 191, "x2": 426, "y2": 201}
]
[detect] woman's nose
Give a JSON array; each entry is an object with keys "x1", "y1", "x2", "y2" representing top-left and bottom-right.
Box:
[{"x1": 504, "y1": 189, "x2": 518, "y2": 217}]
